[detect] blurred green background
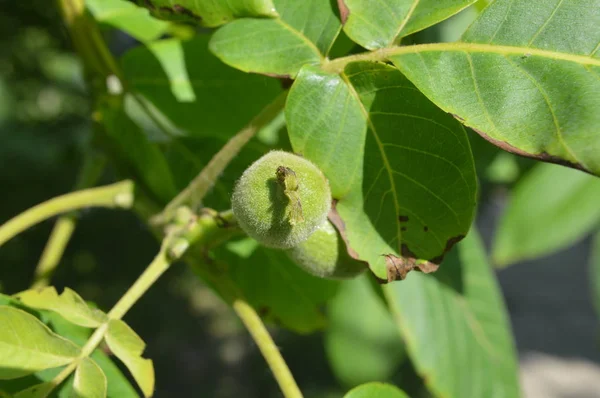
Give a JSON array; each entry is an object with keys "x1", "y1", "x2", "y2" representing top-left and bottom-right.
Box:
[{"x1": 2, "y1": 2, "x2": 600, "y2": 398}]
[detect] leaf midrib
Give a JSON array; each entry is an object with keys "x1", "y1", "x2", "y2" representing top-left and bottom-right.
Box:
[
  {"x1": 339, "y1": 71, "x2": 403, "y2": 253},
  {"x1": 389, "y1": 42, "x2": 600, "y2": 65}
]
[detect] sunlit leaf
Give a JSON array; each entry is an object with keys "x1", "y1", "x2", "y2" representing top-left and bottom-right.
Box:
[
  {"x1": 104, "y1": 319, "x2": 154, "y2": 397},
  {"x1": 140, "y1": 0, "x2": 277, "y2": 27},
  {"x1": 493, "y1": 163, "x2": 600, "y2": 266},
  {"x1": 287, "y1": 62, "x2": 477, "y2": 280},
  {"x1": 14, "y1": 287, "x2": 107, "y2": 328},
  {"x1": 390, "y1": 0, "x2": 600, "y2": 175},
  {"x1": 340, "y1": 0, "x2": 476, "y2": 49},
  {"x1": 72, "y1": 358, "x2": 107, "y2": 398},
  {"x1": 13, "y1": 383, "x2": 54, "y2": 398},
  {"x1": 343, "y1": 382, "x2": 408, "y2": 398},
  {"x1": 325, "y1": 276, "x2": 404, "y2": 387},
  {"x1": 47, "y1": 313, "x2": 139, "y2": 398},
  {"x1": 87, "y1": 0, "x2": 169, "y2": 42},
  {"x1": 209, "y1": 0, "x2": 341, "y2": 77},
  {"x1": 383, "y1": 229, "x2": 520, "y2": 398},
  {"x1": 0, "y1": 306, "x2": 80, "y2": 380}
]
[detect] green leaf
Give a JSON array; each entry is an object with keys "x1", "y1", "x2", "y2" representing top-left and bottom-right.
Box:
[
  {"x1": 493, "y1": 163, "x2": 600, "y2": 266},
  {"x1": 287, "y1": 62, "x2": 477, "y2": 281},
  {"x1": 325, "y1": 276, "x2": 404, "y2": 387},
  {"x1": 47, "y1": 313, "x2": 139, "y2": 398},
  {"x1": 217, "y1": 238, "x2": 339, "y2": 333},
  {"x1": 71, "y1": 358, "x2": 107, "y2": 398},
  {"x1": 389, "y1": 0, "x2": 600, "y2": 175},
  {"x1": 141, "y1": 0, "x2": 277, "y2": 27},
  {"x1": 383, "y1": 229, "x2": 520, "y2": 398},
  {"x1": 87, "y1": 0, "x2": 170, "y2": 42},
  {"x1": 0, "y1": 306, "x2": 80, "y2": 380},
  {"x1": 101, "y1": 101, "x2": 178, "y2": 204},
  {"x1": 343, "y1": 382, "x2": 408, "y2": 398},
  {"x1": 121, "y1": 35, "x2": 281, "y2": 138},
  {"x1": 209, "y1": 0, "x2": 341, "y2": 77},
  {"x1": 13, "y1": 383, "x2": 54, "y2": 398},
  {"x1": 340, "y1": 0, "x2": 476, "y2": 49},
  {"x1": 104, "y1": 319, "x2": 154, "y2": 398},
  {"x1": 14, "y1": 287, "x2": 107, "y2": 328}
]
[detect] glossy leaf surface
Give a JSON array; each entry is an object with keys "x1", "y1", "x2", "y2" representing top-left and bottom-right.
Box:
[
  {"x1": 384, "y1": 230, "x2": 519, "y2": 398},
  {"x1": 340, "y1": 0, "x2": 475, "y2": 49},
  {"x1": 287, "y1": 62, "x2": 477, "y2": 280},
  {"x1": 493, "y1": 163, "x2": 600, "y2": 266},
  {"x1": 390, "y1": 0, "x2": 600, "y2": 175},
  {"x1": 0, "y1": 306, "x2": 80, "y2": 380},
  {"x1": 210, "y1": 0, "x2": 341, "y2": 77}
]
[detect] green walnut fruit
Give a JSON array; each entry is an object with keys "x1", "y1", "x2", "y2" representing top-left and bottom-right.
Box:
[
  {"x1": 231, "y1": 150, "x2": 331, "y2": 249},
  {"x1": 286, "y1": 220, "x2": 366, "y2": 279}
]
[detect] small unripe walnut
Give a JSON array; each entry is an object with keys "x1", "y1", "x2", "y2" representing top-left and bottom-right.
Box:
[
  {"x1": 231, "y1": 151, "x2": 331, "y2": 249},
  {"x1": 286, "y1": 220, "x2": 366, "y2": 279}
]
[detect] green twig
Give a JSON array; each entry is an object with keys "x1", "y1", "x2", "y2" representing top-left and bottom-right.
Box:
[
  {"x1": 32, "y1": 153, "x2": 107, "y2": 288},
  {"x1": 153, "y1": 90, "x2": 289, "y2": 225},
  {"x1": 0, "y1": 181, "x2": 133, "y2": 248},
  {"x1": 47, "y1": 240, "x2": 174, "y2": 397},
  {"x1": 233, "y1": 300, "x2": 303, "y2": 398},
  {"x1": 32, "y1": 217, "x2": 77, "y2": 289}
]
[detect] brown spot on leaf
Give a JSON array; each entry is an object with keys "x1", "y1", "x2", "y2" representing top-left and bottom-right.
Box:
[
  {"x1": 398, "y1": 215, "x2": 409, "y2": 222},
  {"x1": 401, "y1": 227, "x2": 407, "y2": 232},
  {"x1": 430, "y1": 234, "x2": 465, "y2": 264},
  {"x1": 328, "y1": 202, "x2": 366, "y2": 262},
  {"x1": 384, "y1": 254, "x2": 415, "y2": 282},
  {"x1": 424, "y1": 226, "x2": 429, "y2": 232},
  {"x1": 383, "y1": 244, "x2": 439, "y2": 281},
  {"x1": 263, "y1": 72, "x2": 292, "y2": 80},
  {"x1": 460, "y1": 120, "x2": 591, "y2": 174},
  {"x1": 337, "y1": 0, "x2": 350, "y2": 24}
]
